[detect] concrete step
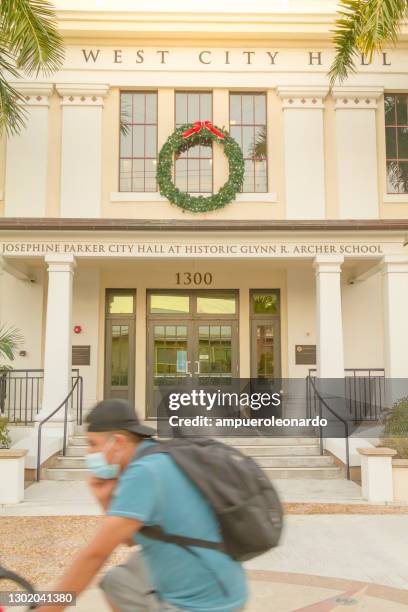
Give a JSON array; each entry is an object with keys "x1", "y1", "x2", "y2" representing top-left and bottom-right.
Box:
[
  {"x1": 239, "y1": 445, "x2": 320, "y2": 457},
  {"x1": 65, "y1": 445, "x2": 88, "y2": 456},
  {"x1": 44, "y1": 465, "x2": 341, "y2": 481},
  {"x1": 44, "y1": 468, "x2": 89, "y2": 481},
  {"x1": 70, "y1": 435, "x2": 319, "y2": 447},
  {"x1": 64, "y1": 443, "x2": 321, "y2": 458},
  {"x1": 53, "y1": 453, "x2": 332, "y2": 470}
]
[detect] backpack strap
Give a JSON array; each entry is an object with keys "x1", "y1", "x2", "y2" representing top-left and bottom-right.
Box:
[{"x1": 141, "y1": 524, "x2": 224, "y2": 552}]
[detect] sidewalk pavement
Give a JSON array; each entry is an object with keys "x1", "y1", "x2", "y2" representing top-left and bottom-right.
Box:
[
  {"x1": 1, "y1": 480, "x2": 408, "y2": 611},
  {"x1": 0, "y1": 478, "x2": 365, "y2": 517}
]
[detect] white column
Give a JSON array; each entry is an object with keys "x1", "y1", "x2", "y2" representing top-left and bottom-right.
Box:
[
  {"x1": 358, "y1": 447, "x2": 396, "y2": 503},
  {"x1": 56, "y1": 84, "x2": 108, "y2": 218},
  {"x1": 314, "y1": 256, "x2": 345, "y2": 378},
  {"x1": 38, "y1": 255, "x2": 76, "y2": 420},
  {"x1": 5, "y1": 84, "x2": 53, "y2": 217},
  {"x1": 381, "y1": 256, "x2": 408, "y2": 378},
  {"x1": 276, "y1": 86, "x2": 328, "y2": 220},
  {"x1": 332, "y1": 86, "x2": 383, "y2": 219}
]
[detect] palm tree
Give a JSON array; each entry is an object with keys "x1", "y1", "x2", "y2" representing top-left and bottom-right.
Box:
[
  {"x1": 329, "y1": 0, "x2": 407, "y2": 85},
  {"x1": 0, "y1": 325, "x2": 23, "y2": 363},
  {"x1": 0, "y1": 0, "x2": 64, "y2": 135}
]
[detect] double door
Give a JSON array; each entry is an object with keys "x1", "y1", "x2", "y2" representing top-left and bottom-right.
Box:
[{"x1": 147, "y1": 319, "x2": 238, "y2": 417}]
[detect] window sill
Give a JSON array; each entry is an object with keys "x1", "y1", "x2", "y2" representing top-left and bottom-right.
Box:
[
  {"x1": 110, "y1": 192, "x2": 278, "y2": 204},
  {"x1": 383, "y1": 194, "x2": 408, "y2": 203}
]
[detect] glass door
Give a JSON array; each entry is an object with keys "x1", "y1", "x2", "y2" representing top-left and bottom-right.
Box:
[
  {"x1": 195, "y1": 321, "x2": 237, "y2": 383},
  {"x1": 148, "y1": 321, "x2": 194, "y2": 418},
  {"x1": 105, "y1": 318, "x2": 135, "y2": 401},
  {"x1": 251, "y1": 319, "x2": 280, "y2": 379}
]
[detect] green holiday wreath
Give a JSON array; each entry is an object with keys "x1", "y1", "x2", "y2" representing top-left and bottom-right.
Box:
[{"x1": 157, "y1": 121, "x2": 244, "y2": 213}]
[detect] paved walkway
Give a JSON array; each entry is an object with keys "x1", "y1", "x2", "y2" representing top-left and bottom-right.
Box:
[
  {"x1": 1, "y1": 481, "x2": 408, "y2": 611},
  {"x1": 0, "y1": 478, "x2": 365, "y2": 516}
]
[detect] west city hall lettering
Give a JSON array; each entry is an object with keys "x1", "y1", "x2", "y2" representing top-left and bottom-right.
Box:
[{"x1": 78, "y1": 48, "x2": 392, "y2": 68}]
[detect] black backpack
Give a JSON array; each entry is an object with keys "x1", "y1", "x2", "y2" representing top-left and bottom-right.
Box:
[{"x1": 138, "y1": 437, "x2": 283, "y2": 562}]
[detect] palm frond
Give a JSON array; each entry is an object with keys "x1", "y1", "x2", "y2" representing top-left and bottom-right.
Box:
[
  {"x1": 0, "y1": 325, "x2": 23, "y2": 361},
  {"x1": 329, "y1": 0, "x2": 408, "y2": 85},
  {"x1": 0, "y1": 0, "x2": 64, "y2": 76},
  {"x1": 250, "y1": 126, "x2": 267, "y2": 160},
  {"x1": 0, "y1": 73, "x2": 27, "y2": 136},
  {"x1": 329, "y1": 0, "x2": 366, "y2": 86}
]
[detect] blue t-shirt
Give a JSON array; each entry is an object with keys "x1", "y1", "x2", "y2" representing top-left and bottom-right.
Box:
[{"x1": 108, "y1": 440, "x2": 248, "y2": 612}]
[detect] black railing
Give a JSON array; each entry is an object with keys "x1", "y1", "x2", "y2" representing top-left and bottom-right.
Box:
[
  {"x1": 307, "y1": 368, "x2": 385, "y2": 422},
  {"x1": 306, "y1": 374, "x2": 351, "y2": 479},
  {"x1": 36, "y1": 375, "x2": 83, "y2": 482},
  {"x1": 0, "y1": 369, "x2": 81, "y2": 425}
]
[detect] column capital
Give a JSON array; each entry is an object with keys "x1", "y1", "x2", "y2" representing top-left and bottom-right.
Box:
[
  {"x1": 332, "y1": 86, "x2": 383, "y2": 110},
  {"x1": 56, "y1": 84, "x2": 109, "y2": 107},
  {"x1": 45, "y1": 254, "x2": 76, "y2": 273},
  {"x1": 10, "y1": 82, "x2": 54, "y2": 107},
  {"x1": 276, "y1": 86, "x2": 329, "y2": 109},
  {"x1": 313, "y1": 255, "x2": 344, "y2": 273},
  {"x1": 380, "y1": 255, "x2": 408, "y2": 274}
]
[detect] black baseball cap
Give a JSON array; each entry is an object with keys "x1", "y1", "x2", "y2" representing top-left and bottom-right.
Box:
[{"x1": 86, "y1": 399, "x2": 156, "y2": 437}]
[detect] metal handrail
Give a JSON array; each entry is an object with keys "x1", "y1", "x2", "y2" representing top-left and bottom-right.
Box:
[
  {"x1": 36, "y1": 376, "x2": 83, "y2": 482},
  {"x1": 307, "y1": 374, "x2": 350, "y2": 480}
]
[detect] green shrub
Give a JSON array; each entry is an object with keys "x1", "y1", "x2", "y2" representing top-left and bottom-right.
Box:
[
  {"x1": 382, "y1": 396, "x2": 408, "y2": 459},
  {"x1": 0, "y1": 417, "x2": 11, "y2": 449}
]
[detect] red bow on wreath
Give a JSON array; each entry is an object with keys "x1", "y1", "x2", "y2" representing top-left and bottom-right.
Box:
[{"x1": 182, "y1": 120, "x2": 225, "y2": 140}]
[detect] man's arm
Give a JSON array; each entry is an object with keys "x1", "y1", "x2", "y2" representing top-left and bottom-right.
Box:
[
  {"x1": 87, "y1": 476, "x2": 117, "y2": 511},
  {"x1": 35, "y1": 515, "x2": 143, "y2": 612}
]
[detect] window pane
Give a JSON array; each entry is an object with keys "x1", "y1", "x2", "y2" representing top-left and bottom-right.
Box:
[
  {"x1": 200, "y1": 159, "x2": 212, "y2": 192},
  {"x1": 252, "y1": 292, "x2": 279, "y2": 315},
  {"x1": 242, "y1": 95, "x2": 254, "y2": 123},
  {"x1": 230, "y1": 93, "x2": 267, "y2": 193},
  {"x1": 119, "y1": 159, "x2": 132, "y2": 191},
  {"x1": 175, "y1": 159, "x2": 188, "y2": 192},
  {"x1": 132, "y1": 159, "x2": 144, "y2": 191},
  {"x1": 396, "y1": 95, "x2": 408, "y2": 125},
  {"x1": 230, "y1": 95, "x2": 241, "y2": 125},
  {"x1": 254, "y1": 95, "x2": 266, "y2": 124},
  {"x1": 386, "y1": 127, "x2": 397, "y2": 159},
  {"x1": 120, "y1": 129, "x2": 132, "y2": 157},
  {"x1": 175, "y1": 92, "x2": 213, "y2": 191},
  {"x1": 120, "y1": 93, "x2": 132, "y2": 124},
  {"x1": 132, "y1": 93, "x2": 145, "y2": 123},
  {"x1": 384, "y1": 95, "x2": 395, "y2": 125},
  {"x1": 256, "y1": 324, "x2": 274, "y2": 379},
  {"x1": 145, "y1": 93, "x2": 157, "y2": 123},
  {"x1": 255, "y1": 159, "x2": 267, "y2": 192},
  {"x1": 145, "y1": 126, "x2": 157, "y2": 157},
  {"x1": 145, "y1": 159, "x2": 157, "y2": 192},
  {"x1": 111, "y1": 325, "x2": 129, "y2": 386},
  {"x1": 197, "y1": 295, "x2": 236, "y2": 314},
  {"x1": 175, "y1": 92, "x2": 187, "y2": 125},
  {"x1": 108, "y1": 293, "x2": 134, "y2": 314},
  {"x1": 119, "y1": 92, "x2": 157, "y2": 192},
  {"x1": 150, "y1": 295, "x2": 190, "y2": 314},
  {"x1": 387, "y1": 161, "x2": 400, "y2": 193},
  {"x1": 397, "y1": 127, "x2": 408, "y2": 158}
]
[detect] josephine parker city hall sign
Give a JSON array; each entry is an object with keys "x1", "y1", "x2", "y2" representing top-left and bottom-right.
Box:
[{"x1": 0, "y1": 240, "x2": 391, "y2": 258}]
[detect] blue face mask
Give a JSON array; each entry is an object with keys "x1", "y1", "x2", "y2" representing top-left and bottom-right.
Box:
[{"x1": 85, "y1": 451, "x2": 120, "y2": 480}]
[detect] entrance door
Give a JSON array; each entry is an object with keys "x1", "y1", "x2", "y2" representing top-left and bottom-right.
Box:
[
  {"x1": 104, "y1": 290, "x2": 136, "y2": 403},
  {"x1": 146, "y1": 291, "x2": 239, "y2": 418},
  {"x1": 250, "y1": 290, "x2": 281, "y2": 379}
]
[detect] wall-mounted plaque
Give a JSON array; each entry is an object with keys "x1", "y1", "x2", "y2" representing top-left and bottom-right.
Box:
[
  {"x1": 72, "y1": 345, "x2": 91, "y2": 366},
  {"x1": 295, "y1": 344, "x2": 316, "y2": 365}
]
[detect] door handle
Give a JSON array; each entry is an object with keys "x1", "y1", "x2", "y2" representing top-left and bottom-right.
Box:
[{"x1": 194, "y1": 360, "x2": 201, "y2": 375}]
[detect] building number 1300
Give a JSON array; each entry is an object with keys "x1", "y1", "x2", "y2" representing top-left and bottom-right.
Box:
[{"x1": 176, "y1": 272, "x2": 213, "y2": 286}]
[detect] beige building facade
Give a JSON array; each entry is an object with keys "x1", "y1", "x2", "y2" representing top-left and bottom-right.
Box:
[{"x1": 1, "y1": 1, "x2": 408, "y2": 429}]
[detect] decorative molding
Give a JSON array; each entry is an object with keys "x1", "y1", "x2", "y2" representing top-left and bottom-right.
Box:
[
  {"x1": 332, "y1": 86, "x2": 384, "y2": 110},
  {"x1": 383, "y1": 193, "x2": 408, "y2": 204},
  {"x1": 380, "y1": 255, "x2": 408, "y2": 274},
  {"x1": 9, "y1": 83, "x2": 54, "y2": 107},
  {"x1": 56, "y1": 84, "x2": 109, "y2": 107},
  {"x1": 276, "y1": 86, "x2": 329, "y2": 109},
  {"x1": 110, "y1": 191, "x2": 278, "y2": 204}
]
